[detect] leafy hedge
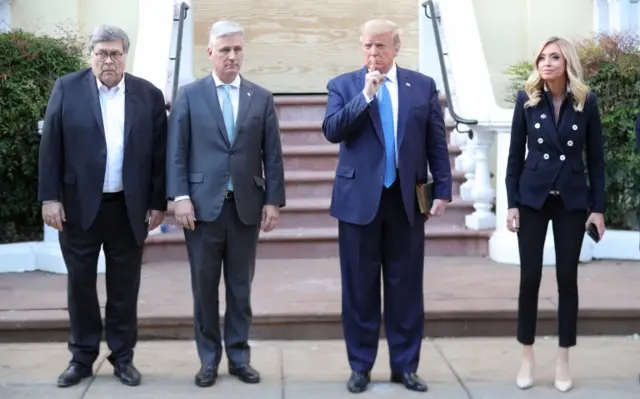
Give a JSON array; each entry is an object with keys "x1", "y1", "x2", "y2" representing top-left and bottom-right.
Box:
[
  {"x1": 0, "y1": 30, "x2": 87, "y2": 243},
  {"x1": 504, "y1": 32, "x2": 640, "y2": 230}
]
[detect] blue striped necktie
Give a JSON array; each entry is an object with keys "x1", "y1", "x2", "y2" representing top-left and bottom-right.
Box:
[{"x1": 377, "y1": 78, "x2": 396, "y2": 187}]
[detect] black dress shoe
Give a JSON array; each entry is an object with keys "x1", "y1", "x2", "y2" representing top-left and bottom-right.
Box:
[
  {"x1": 391, "y1": 372, "x2": 428, "y2": 392},
  {"x1": 229, "y1": 364, "x2": 260, "y2": 383},
  {"x1": 347, "y1": 371, "x2": 371, "y2": 393},
  {"x1": 113, "y1": 363, "x2": 141, "y2": 386},
  {"x1": 195, "y1": 364, "x2": 218, "y2": 387},
  {"x1": 57, "y1": 363, "x2": 92, "y2": 387}
]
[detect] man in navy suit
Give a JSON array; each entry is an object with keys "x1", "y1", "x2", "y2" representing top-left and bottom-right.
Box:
[{"x1": 322, "y1": 19, "x2": 452, "y2": 394}]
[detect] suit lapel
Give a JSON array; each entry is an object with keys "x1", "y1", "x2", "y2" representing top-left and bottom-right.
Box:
[
  {"x1": 557, "y1": 104, "x2": 577, "y2": 144},
  {"x1": 355, "y1": 66, "x2": 384, "y2": 144},
  {"x1": 538, "y1": 105, "x2": 563, "y2": 150},
  {"x1": 123, "y1": 73, "x2": 136, "y2": 147},
  {"x1": 538, "y1": 91, "x2": 564, "y2": 151},
  {"x1": 85, "y1": 72, "x2": 105, "y2": 137},
  {"x1": 201, "y1": 74, "x2": 230, "y2": 147},
  {"x1": 396, "y1": 67, "x2": 411, "y2": 150},
  {"x1": 235, "y1": 78, "x2": 254, "y2": 139}
]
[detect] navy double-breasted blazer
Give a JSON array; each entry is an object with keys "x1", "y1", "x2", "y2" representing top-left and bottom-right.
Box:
[{"x1": 505, "y1": 90, "x2": 605, "y2": 213}]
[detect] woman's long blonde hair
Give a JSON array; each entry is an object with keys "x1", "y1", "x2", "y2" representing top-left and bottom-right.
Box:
[{"x1": 524, "y1": 36, "x2": 589, "y2": 112}]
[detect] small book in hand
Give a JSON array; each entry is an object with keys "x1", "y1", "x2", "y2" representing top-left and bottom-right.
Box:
[{"x1": 416, "y1": 181, "x2": 435, "y2": 220}]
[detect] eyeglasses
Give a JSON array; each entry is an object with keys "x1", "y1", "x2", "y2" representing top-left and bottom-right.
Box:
[{"x1": 94, "y1": 51, "x2": 123, "y2": 61}]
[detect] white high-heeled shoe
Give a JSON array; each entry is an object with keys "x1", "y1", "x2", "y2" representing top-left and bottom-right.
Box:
[
  {"x1": 516, "y1": 360, "x2": 535, "y2": 389},
  {"x1": 554, "y1": 379, "x2": 573, "y2": 392}
]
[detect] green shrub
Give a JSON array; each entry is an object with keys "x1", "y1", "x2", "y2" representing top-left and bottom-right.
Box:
[
  {"x1": 0, "y1": 29, "x2": 87, "y2": 243},
  {"x1": 503, "y1": 32, "x2": 640, "y2": 230}
]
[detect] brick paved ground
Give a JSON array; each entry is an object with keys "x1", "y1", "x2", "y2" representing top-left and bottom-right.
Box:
[{"x1": 0, "y1": 337, "x2": 638, "y2": 398}]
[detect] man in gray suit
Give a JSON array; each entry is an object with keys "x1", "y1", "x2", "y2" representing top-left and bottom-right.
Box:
[{"x1": 166, "y1": 20, "x2": 286, "y2": 388}]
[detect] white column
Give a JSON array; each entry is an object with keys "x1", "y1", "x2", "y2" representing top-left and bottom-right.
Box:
[
  {"x1": 608, "y1": 0, "x2": 622, "y2": 30},
  {"x1": 464, "y1": 125, "x2": 495, "y2": 229},
  {"x1": 0, "y1": 0, "x2": 10, "y2": 32},
  {"x1": 620, "y1": 0, "x2": 638, "y2": 30},
  {"x1": 35, "y1": 120, "x2": 106, "y2": 274},
  {"x1": 593, "y1": 0, "x2": 611, "y2": 32},
  {"x1": 133, "y1": 0, "x2": 175, "y2": 95},
  {"x1": 418, "y1": 0, "x2": 443, "y2": 89},
  {"x1": 165, "y1": 1, "x2": 195, "y2": 97},
  {"x1": 176, "y1": 0, "x2": 195, "y2": 88},
  {"x1": 489, "y1": 123, "x2": 594, "y2": 265}
]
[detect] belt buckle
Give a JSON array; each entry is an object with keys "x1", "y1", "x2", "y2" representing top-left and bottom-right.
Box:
[
  {"x1": 224, "y1": 190, "x2": 233, "y2": 199},
  {"x1": 550, "y1": 190, "x2": 560, "y2": 195}
]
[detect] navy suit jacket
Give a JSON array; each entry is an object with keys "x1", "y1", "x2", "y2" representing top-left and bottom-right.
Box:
[
  {"x1": 322, "y1": 65, "x2": 452, "y2": 226},
  {"x1": 506, "y1": 90, "x2": 605, "y2": 213}
]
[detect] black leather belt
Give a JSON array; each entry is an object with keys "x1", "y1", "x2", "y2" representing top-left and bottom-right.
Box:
[
  {"x1": 224, "y1": 190, "x2": 234, "y2": 200},
  {"x1": 102, "y1": 191, "x2": 124, "y2": 201}
]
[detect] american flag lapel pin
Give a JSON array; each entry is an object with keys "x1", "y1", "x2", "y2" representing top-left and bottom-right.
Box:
[{"x1": 406, "y1": 82, "x2": 411, "y2": 87}]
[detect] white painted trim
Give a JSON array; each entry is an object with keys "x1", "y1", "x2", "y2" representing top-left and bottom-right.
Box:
[
  {"x1": 592, "y1": 229, "x2": 640, "y2": 260},
  {"x1": 0, "y1": 242, "x2": 37, "y2": 273},
  {"x1": 0, "y1": 225, "x2": 106, "y2": 274}
]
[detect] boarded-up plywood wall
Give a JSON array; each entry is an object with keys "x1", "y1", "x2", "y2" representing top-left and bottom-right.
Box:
[{"x1": 192, "y1": 0, "x2": 419, "y2": 93}]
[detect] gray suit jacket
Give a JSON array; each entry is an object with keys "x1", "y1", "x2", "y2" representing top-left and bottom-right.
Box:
[{"x1": 166, "y1": 74, "x2": 286, "y2": 225}]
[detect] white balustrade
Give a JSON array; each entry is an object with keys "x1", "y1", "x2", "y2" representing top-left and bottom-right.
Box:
[
  {"x1": 464, "y1": 125, "x2": 495, "y2": 229},
  {"x1": 458, "y1": 134, "x2": 476, "y2": 201}
]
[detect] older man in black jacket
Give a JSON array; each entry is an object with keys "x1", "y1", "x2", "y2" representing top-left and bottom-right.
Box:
[{"x1": 38, "y1": 25, "x2": 167, "y2": 388}]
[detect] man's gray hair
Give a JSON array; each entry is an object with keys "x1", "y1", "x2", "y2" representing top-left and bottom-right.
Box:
[
  {"x1": 89, "y1": 25, "x2": 131, "y2": 54},
  {"x1": 208, "y1": 20, "x2": 244, "y2": 47}
]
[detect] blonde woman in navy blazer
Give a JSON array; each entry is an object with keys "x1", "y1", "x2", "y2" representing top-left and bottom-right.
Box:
[{"x1": 505, "y1": 36, "x2": 606, "y2": 393}]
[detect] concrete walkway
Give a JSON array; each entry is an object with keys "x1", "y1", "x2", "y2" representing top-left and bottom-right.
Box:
[{"x1": 1, "y1": 337, "x2": 638, "y2": 398}]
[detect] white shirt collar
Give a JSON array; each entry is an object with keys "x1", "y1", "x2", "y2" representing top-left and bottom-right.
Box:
[
  {"x1": 96, "y1": 74, "x2": 125, "y2": 92},
  {"x1": 212, "y1": 72, "x2": 241, "y2": 89},
  {"x1": 385, "y1": 63, "x2": 398, "y2": 83}
]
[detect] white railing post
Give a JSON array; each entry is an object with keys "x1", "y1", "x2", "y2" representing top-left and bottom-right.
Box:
[{"x1": 464, "y1": 125, "x2": 495, "y2": 229}]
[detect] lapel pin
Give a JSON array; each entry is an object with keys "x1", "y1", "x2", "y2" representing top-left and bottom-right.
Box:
[
  {"x1": 406, "y1": 82, "x2": 411, "y2": 87},
  {"x1": 541, "y1": 113, "x2": 547, "y2": 119},
  {"x1": 247, "y1": 92, "x2": 251, "y2": 96}
]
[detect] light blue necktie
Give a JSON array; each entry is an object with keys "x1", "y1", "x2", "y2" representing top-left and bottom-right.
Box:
[
  {"x1": 221, "y1": 84, "x2": 235, "y2": 190},
  {"x1": 377, "y1": 78, "x2": 396, "y2": 187}
]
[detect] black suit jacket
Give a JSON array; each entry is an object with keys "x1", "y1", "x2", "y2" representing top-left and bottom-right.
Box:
[
  {"x1": 37, "y1": 68, "x2": 168, "y2": 245},
  {"x1": 506, "y1": 90, "x2": 605, "y2": 213}
]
